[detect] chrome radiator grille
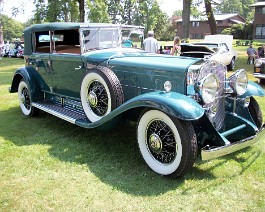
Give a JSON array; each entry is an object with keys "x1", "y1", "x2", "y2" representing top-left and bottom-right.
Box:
[{"x1": 198, "y1": 62, "x2": 226, "y2": 131}]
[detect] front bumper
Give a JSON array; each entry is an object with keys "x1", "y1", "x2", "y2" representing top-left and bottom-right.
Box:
[
  {"x1": 253, "y1": 73, "x2": 265, "y2": 79},
  {"x1": 201, "y1": 126, "x2": 265, "y2": 160}
]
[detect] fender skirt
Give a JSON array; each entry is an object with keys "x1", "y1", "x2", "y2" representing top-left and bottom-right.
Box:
[{"x1": 76, "y1": 91, "x2": 205, "y2": 129}]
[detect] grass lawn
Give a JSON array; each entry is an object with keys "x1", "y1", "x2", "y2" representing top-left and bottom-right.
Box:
[{"x1": 1, "y1": 49, "x2": 265, "y2": 211}]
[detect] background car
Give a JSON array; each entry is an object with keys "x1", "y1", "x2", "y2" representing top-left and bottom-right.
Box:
[
  {"x1": 254, "y1": 58, "x2": 265, "y2": 83},
  {"x1": 9, "y1": 23, "x2": 265, "y2": 178},
  {"x1": 8, "y1": 42, "x2": 24, "y2": 58},
  {"x1": 181, "y1": 35, "x2": 237, "y2": 70}
]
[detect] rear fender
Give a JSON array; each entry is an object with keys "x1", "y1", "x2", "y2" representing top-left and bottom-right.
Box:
[{"x1": 9, "y1": 66, "x2": 47, "y2": 101}]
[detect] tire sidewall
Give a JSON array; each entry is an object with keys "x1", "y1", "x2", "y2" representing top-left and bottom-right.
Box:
[
  {"x1": 81, "y1": 71, "x2": 112, "y2": 122},
  {"x1": 18, "y1": 80, "x2": 32, "y2": 116},
  {"x1": 137, "y1": 110, "x2": 183, "y2": 175}
]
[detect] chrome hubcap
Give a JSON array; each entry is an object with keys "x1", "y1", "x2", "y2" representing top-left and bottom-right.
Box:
[
  {"x1": 88, "y1": 91, "x2": 98, "y2": 107},
  {"x1": 21, "y1": 93, "x2": 26, "y2": 105},
  {"x1": 149, "y1": 133, "x2": 162, "y2": 153}
]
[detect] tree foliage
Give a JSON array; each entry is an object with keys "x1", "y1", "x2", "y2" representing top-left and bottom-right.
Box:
[
  {"x1": 215, "y1": 0, "x2": 255, "y2": 21},
  {"x1": 0, "y1": 14, "x2": 24, "y2": 41}
]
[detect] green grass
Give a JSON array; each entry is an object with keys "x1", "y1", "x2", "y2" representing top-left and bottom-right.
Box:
[{"x1": 1, "y1": 52, "x2": 265, "y2": 211}]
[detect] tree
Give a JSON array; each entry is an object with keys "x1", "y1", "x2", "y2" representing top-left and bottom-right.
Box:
[
  {"x1": 204, "y1": 0, "x2": 217, "y2": 34},
  {"x1": 182, "y1": 0, "x2": 192, "y2": 39},
  {"x1": 0, "y1": 0, "x2": 4, "y2": 45},
  {"x1": 87, "y1": 0, "x2": 110, "y2": 23},
  {"x1": 215, "y1": 0, "x2": 255, "y2": 21},
  {"x1": 0, "y1": 14, "x2": 24, "y2": 41},
  {"x1": 76, "y1": 0, "x2": 85, "y2": 22},
  {"x1": 107, "y1": 0, "x2": 123, "y2": 24}
]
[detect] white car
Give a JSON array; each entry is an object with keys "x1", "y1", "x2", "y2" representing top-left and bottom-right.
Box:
[{"x1": 181, "y1": 35, "x2": 237, "y2": 70}]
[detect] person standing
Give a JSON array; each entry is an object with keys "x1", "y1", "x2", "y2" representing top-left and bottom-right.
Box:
[
  {"x1": 257, "y1": 44, "x2": 265, "y2": 58},
  {"x1": 143, "y1": 31, "x2": 159, "y2": 53},
  {"x1": 247, "y1": 44, "x2": 256, "y2": 64},
  {"x1": 171, "y1": 36, "x2": 181, "y2": 56}
]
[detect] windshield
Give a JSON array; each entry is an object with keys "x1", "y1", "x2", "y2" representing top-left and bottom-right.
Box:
[
  {"x1": 193, "y1": 43, "x2": 219, "y2": 50},
  {"x1": 81, "y1": 28, "x2": 119, "y2": 53},
  {"x1": 121, "y1": 28, "x2": 144, "y2": 49},
  {"x1": 81, "y1": 26, "x2": 144, "y2": 53}
]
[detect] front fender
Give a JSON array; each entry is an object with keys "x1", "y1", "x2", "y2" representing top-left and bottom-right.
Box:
[
  {"x1": 125, "y1": 91, "x2": 205, "y2": 120},
  {"x1": 9, "y1": 66, "x2": 47, "y2": 101},
  {"x1": 241, "y1": 81, "x2": 265, "y2": 98}
]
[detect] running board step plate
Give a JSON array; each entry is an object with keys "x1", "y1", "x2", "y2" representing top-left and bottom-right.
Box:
[{"x1": 32, "y1": 101, "x2": 88, "y2": 124}]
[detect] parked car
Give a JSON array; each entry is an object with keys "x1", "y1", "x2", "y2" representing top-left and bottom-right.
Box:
[
  {"x1": 181, "y1": 35, "x2": 237, "y2": 70},
  {"x1": 10, "y1": 23, "x2": 265, "y2": 178},
  {"x1": 8, "y1": 42, "x2": 24, "y2": 58},
  {"x1": 254, "y1": 58, "x2": 265, "y2": 83}
]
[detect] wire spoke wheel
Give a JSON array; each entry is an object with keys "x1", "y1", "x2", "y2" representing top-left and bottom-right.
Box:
[
  {"x1": 147, "y1": 119, "x2": 176, "y2": 164},
  {"x1": 137, "y1": 109, "x2": 197, "y2": 178},
  {"x1": 81, "y1": 67, "x2": 124, "y2": 122},
  {"x1": 87, "y1": 81, "x2": 109, "y2": 116},
  {"x1": 18, "y1": 80, "x2": 38, "y2": 116}
]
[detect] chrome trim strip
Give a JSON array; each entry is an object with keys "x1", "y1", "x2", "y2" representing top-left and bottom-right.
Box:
[
  {"x1": 253, "y1": 74, "x2": 265, "y2": 79},
  {"x1": 201, "y1": 128, "x2": 265, "y2": 160},
  {"x1": 32, "y1": 102, "x2": 76, "y2": 124}
]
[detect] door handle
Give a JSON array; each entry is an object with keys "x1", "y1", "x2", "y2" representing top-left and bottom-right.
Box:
[{"x1": 75, "y1": 66, "x2": 82, "y2": 70}]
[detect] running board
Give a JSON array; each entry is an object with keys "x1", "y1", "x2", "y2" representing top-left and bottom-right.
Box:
[{"x1": 32, "y1": 102, "x2": 88, "y2": 124}]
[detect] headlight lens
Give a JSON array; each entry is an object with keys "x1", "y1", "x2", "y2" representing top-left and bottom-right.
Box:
[
  {"x1": 229, "y1": 69, "x2": 248, "y2": 95},
  {"x1": 164, "y1": 81, "x2": 172, "y2": 92},
  {"x1": 196, "y1": 73, "x2": 219, "y2": 104},
  {"x1": 254, "y1": 59, "x2": 262, "y2": 67}
]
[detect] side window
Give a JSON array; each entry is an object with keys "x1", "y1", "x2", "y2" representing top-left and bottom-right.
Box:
[
  {"x1": 35, "y1": 31, "x2": 50, "y2": 53},
  {"x1": 34, "y1": 30, "x2": 80, "y2": 54},
  {"x1": 53, "y1": 30, "x2": 80, "y2": 54},
  {"x1": 220, "y1": 43, "x2": 229, "y2": 53}
]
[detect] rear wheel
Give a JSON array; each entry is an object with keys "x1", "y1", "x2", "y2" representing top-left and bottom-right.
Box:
[
  {"x1": 248, "y1": 97, "x2": 263, "y2": 129},
  {"x1": 18, "y1": 80, "x2": 39, "y2": 116},
  {"x1": 137, "y1": 109, "x2": 198, "y2": 178}
]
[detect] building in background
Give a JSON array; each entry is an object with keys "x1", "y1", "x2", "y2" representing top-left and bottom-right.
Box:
[
  {"x1": 250, "y1": 1, "x2": 265, "y2": 40},
  {"x1": 175, "y1": 13, "x2": 246, "y2": 39}
]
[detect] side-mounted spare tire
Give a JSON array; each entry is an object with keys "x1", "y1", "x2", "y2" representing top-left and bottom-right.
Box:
[{"x1": 80, "y1": 66, "x2": 124, "y2": 122}]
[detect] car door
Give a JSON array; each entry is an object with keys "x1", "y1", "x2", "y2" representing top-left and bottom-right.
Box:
[{"x1": 48, "y1": 30, "x2": 84, "y2": 99}]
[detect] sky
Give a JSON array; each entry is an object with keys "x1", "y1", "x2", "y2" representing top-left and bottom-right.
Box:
[{"x1": 2, "y1": 0, "x2": 183, "y2": 23}]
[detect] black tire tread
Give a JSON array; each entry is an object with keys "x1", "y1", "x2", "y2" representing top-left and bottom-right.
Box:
[{"x1": 248, "y1": 97, "x2": 263, "y2": 129}]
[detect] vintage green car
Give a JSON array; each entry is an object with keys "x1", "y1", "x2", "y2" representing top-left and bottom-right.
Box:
[{"x1": 10, "y1": 23, "x2": 265, "y2": 178}]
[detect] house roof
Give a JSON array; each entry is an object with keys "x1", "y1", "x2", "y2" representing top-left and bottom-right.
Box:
[
  {"x1": 250, "y1": 2, "x2": 265, "y2": 7},
  {"x1": 175, "y1": 13, "x2": 244, "y2": 22}
]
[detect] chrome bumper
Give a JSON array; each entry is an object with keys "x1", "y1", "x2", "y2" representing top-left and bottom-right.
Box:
[{"x1": 201, "y1": 127, "x2": 265, "y2": 160}]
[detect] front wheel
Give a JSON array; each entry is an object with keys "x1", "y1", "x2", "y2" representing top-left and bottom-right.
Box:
[
  {"x1": 248, "y1": 97, "x2": 263, "y2": 129},
  {"x1": 18, "y1": 80, "x2": 38, "y2": 116},
  {"x1": 227, "y1": 57, "x2": 235, "y2": 70},
  {"x1": 137, "y1": 110, "x2": 198, "y2": 178}
]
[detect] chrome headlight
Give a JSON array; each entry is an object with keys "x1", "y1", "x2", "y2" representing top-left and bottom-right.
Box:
[
  {"x1": 229, "y1": 69, "x2": 248, "y2": 95},
  {"x1": 254, "y1": 59, "x2": 262, "y2": 67},
  {"x1": 164, "y1": 81, "x2": 172, "y2": 92},
  {"x1": 196, "y1": 73, "x2": 219, "y2": 104}
]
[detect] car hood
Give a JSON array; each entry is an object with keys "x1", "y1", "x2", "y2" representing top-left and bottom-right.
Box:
[
  {"x1": 181, "y1": 44, "x2": 215, "y2": 54},
  {"x1": 82, "y1": 48, "x2": 202, "y2": 70}
]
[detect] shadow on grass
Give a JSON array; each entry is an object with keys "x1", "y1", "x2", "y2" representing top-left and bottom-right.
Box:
[{"x1": 0, "y1": 106, "x2": 261, "y2": 196}]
